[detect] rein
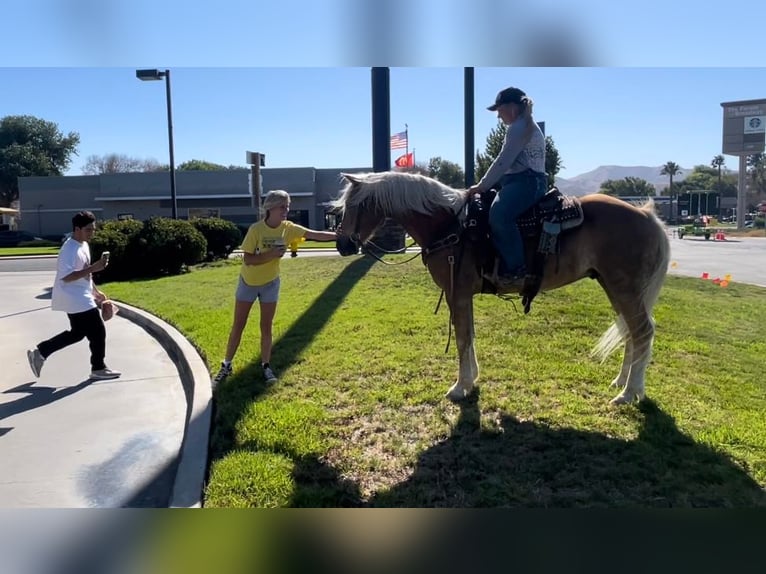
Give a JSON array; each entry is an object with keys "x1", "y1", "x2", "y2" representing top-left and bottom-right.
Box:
[
  {"x1": 422, "y1": 226, "x2": 465, "y2": 355},
  {"x1": 360, "y1": 237, "x2": 422, "y2": 265}
]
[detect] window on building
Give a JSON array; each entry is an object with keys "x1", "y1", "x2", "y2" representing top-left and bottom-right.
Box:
[
  {"x1": 188, "y1": 208, "x2": 221, "y2": 219},
  {"x1": 288, "y1": 210, "x2": 309, "y2": 227},
  {"x1": 324, "y1": 211, "x2": 338, "y2": 230}
]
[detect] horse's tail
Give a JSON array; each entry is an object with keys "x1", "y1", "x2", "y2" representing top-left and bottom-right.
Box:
[{"x1": 591, "y1": 200, "x2": 670, "y2": 362}]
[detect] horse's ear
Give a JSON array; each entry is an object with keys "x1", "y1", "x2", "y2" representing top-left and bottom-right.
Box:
[{"x1": 341, "y1": 173, "x2": 361, "y2": 184}]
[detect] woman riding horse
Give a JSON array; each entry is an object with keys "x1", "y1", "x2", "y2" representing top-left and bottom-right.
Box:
[{"x1": 332, "y1": 170, "x2": 669, "y2": 406}]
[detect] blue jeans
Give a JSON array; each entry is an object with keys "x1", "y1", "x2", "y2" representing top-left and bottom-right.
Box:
[{"x1": 489, "y1": 172, "x2": 547, "y2": 275}]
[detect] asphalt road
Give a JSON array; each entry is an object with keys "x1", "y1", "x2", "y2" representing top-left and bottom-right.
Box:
[{"x1": 665, "y1": 233, "x2": 766, "y2": 288}]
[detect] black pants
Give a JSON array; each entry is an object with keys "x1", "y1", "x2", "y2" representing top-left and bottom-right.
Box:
[{"x1": 37, "y1": 307, "x2": 106, "y2": 371}]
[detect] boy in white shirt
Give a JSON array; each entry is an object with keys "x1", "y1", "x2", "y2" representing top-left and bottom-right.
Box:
[{"x1": 27, "y1": 211, "x2": 121, "y2": 380}]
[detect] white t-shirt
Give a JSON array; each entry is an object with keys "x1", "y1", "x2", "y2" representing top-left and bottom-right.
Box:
[{"x1": 51, "y1": 238, "x2": 97, "y2": 314}]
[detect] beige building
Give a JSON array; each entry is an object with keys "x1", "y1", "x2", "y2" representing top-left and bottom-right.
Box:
[{"x1": 18, "y1": 166, "x2": 370, "y2": 238}]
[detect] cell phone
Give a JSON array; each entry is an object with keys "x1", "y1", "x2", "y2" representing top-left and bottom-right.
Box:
[{"x1": 102, "y1": 251, "x2": 110, "y2": 262}]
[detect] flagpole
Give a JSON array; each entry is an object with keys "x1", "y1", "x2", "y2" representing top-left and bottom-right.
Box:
[{"x1": 405, "y1": 123, "x2": 409, "y2": 158}]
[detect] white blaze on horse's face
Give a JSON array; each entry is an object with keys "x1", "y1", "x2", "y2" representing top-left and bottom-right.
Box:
[{"x1": 340, "y1": 176, "x2": 385, "y2": 245}]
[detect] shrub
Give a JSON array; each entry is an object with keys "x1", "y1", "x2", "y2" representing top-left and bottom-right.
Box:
[
  {"x1": 90, "y1": 219, "x2": 144, "y2": 282},
  {"x1": 189, "y1": 217, "x2": 242, "y2": 260},
  {"x1": 136, "y1": 217, "x2": 207, "y2": 276}
]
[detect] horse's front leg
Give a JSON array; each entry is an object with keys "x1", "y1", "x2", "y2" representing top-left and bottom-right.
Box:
[{"x1": 445, "y1": 294, "x2": 479, "y2": 401}]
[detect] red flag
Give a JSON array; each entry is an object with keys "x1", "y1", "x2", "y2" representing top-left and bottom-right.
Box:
[{"x1": 394, "y1": 152, "x2": 414, "y2": 168}]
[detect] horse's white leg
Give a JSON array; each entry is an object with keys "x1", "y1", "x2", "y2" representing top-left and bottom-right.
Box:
[
  {"x1": 609, "y1": 335, "x2": 633, "y2": 390},
  {"x1": 611, "y1": 315, "x2": 654, "y2": 405},
  {"x1": 446, "y1": 296, "x2": 478, "y2": 401}
]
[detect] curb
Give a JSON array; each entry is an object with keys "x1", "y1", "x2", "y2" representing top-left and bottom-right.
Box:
[{"x1": 114, "y1": 301, "x2": 211, "y2": 508}]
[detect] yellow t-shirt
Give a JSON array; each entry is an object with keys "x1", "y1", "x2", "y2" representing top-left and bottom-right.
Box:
[{"x1": 240, "y1": 220, "x2": 308, "y2": 286}]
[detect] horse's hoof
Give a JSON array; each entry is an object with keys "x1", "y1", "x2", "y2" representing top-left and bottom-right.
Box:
[
  {"x1": 609, "y1": 391, "x2": 644, "y2": 405},
  {"x1": 446, "y1": 386, "x2": 472, "y2": 402}
]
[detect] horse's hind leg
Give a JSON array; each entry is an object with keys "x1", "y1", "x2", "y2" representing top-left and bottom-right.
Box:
[
  {"x1": 608, "y1": 316, "x2": 632, "y2": 390},
  {"x1": 596, "y1": 281, "x2": 652, "y2": 405},
  {"x1": 611, "y1": 309, "x2": 654, "y2": 405},
  {"x1": 445, "y1": 295, "x2": 479, "y2": 401}
]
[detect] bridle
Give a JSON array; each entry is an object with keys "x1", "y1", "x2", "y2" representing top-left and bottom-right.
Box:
[{"x1": 340, "y1": 201, "x2": 422, "y2": 265}]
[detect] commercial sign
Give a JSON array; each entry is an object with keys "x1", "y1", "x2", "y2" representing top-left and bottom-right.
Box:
[{"x1": 721, "y1": 99, "x2": 766, "y2": 155}]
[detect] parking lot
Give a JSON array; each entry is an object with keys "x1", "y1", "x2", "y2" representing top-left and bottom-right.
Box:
[{"x1": 667, "y1": 231, "x2": 766, "y2": 288}]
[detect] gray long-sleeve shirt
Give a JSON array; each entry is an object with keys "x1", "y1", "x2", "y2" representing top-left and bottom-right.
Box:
[{"x1": 477, "y1": 117, "x2": 546, "y2": 191}]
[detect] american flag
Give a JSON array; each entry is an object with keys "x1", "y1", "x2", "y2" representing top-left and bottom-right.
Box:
[{"x1": 390, "y1": 131, "x2": 408, "y2": 149}]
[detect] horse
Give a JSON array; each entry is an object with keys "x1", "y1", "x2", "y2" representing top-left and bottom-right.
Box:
[{"x1": 330, "y1": 171, "x2": 670, "y2": 405}]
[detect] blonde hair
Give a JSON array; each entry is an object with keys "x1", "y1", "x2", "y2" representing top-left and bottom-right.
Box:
[
  {"x1": 517, "y1": 95, "x2": 536, "y2": 142},
  {"x1": 261, "y1": 189, "x2": 290, "y2": 219}
]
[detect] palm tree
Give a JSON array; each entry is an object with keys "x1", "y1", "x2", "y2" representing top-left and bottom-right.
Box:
[
  {"x1": 711, "y1": 155, "x2": 726, "y2": 219},
  {"x1": 661, "y1": 161, "x2": 683, "y2": 221},
  {"x1": 660, "y1": 161, "x2": 682, "y2": 194}
]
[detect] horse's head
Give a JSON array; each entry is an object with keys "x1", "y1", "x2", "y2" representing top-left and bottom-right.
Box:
[{"x1": 331, "y1": 173, "x2": 387, "y2": 256}]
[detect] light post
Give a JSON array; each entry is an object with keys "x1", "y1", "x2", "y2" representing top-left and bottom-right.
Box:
[{"x1": 136, "y1": 68, "x2": 177, "y2": 219}]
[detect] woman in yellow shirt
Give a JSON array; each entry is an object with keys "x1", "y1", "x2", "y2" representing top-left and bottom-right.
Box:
[{"x1": 213, "y1": 190, "x2": 338, "y2": 384}]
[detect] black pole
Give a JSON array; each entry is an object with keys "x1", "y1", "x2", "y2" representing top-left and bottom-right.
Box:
[
  {"x1": 464, "y1": 67, "x2": 475, "y2": 187},
  {"x1": 371, "y1": 67, "x2": 391, "y2": 172},
  {"x1": 164, "y1": 70, "x2": 178, "y2": 219},
  {"x1": 369, "y1": 67, "x2": 404, "y2": 252}
]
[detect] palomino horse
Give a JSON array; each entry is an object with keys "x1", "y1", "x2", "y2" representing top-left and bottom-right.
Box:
[{"x1": 331, "y1": 171, "x2": 670, "y2": 405}]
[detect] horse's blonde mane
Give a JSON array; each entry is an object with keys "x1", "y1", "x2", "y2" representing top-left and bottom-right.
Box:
[{"x1": 329, "y1": 171, "x2": 466, "y2": 217}]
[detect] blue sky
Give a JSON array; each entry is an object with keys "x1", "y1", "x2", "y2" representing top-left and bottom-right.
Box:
[{"x1": 2, "y1": 1, "x2": 766, "y2": 180}]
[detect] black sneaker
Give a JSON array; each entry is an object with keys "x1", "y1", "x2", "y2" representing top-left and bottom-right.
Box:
[
  {"x1": 27, "y1": 348, "x2": 45, "y2": 378},
  {"x1": 90, "y1": 367, "x2": 122, "y2": 380},
  {"x1": 496, "y1": 266, "x2": 527, "y2": 290},
  {"x1": 213, "y1": 362, "x2": 232, "y2": 384},
  {"x1": 262, "y1": 365, "x2": 278, "y2": 383}
]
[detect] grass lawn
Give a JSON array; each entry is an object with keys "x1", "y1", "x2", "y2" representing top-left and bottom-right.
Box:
[
  {"x1": 0, "y1": 246, "x2": 60, "y2": 257},
  {"x1": 104, "y1": 255, "x2": 766, "y2": 507}
]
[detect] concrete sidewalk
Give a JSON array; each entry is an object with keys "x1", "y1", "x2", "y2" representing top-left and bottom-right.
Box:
[{"x1": 0, "y1": 269, "x2": 211, "y2": 507}]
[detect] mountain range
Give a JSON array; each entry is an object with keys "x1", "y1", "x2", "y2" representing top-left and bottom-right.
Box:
[{"x1": 554, "y1": 165, "x2": 693, "y2": 196}]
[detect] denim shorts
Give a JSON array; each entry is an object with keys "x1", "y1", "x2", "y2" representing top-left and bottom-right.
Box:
[{"x1": 235, "y1": 276, "x2": 281, "y2": 304}]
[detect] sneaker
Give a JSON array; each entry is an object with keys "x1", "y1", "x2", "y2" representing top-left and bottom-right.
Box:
[
  {"x1": 90, "y1": 368, "x2": 122, "y2": 380},
  {"x1": 263, "y1": 365, "x2": 278, "y2": 383},
  {"x1": 27, "y1": 348, "x2": 45, "y2": 378},
  {"x1": 496, "y1": 266, "x2": 527, "y2": 289},
  {"x1": 213, "y1": 362, "x2": 233, "y2": 384}
]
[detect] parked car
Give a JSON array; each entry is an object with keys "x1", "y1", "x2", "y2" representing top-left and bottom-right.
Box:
[{"x1": 0, "y1": 230, "x2": 44, "y2": 247}]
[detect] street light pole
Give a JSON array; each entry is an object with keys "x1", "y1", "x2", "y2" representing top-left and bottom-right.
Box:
[
  {"x1": 136, "y1": 68, "x2": 178, "y2": 219},
  {"x1": 163, "y1": 70, "x2": 177, "y2": 220}
]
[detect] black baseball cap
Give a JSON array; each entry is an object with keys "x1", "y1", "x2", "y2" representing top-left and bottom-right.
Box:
[{"x1": 487, "y1": 87, "x2": 526, "y2": 111}]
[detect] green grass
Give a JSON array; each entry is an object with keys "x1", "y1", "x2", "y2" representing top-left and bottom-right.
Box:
[
  {"x1": 0, "y1": 246, "x2": 60, "y2": 257},
  {"x1": 104, "y1": 256, "x2": 766, "y2": 507}
]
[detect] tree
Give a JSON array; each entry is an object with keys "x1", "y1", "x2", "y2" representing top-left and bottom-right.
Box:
[
  {"x1": 660, "y1": 161, "x2": 682, "y2": 197},
  {"x1": 747, "y1": 153, "x2": 766, "y2": 206},
  {"x1": 475, "y1": 120, "x2": 506, "y2": 182},
  {"x1": 545, "y1": 136, "x2": 563, "y2": 188},
  {"x1": 82, "y1": 153, "x2": 164, "y2": 174},
  {"x1": 711, "y1": 154, "x2": 725, "y2": 193},
  {"x1": 426, "y1": 156, "x2": 465, "y2": 188},
  {"x1": 177, "y1": 159, "x2": 246, "y2": 171},
  {"x1": 475, "y1": 120, "x2": 562, "y2": 187},
  {"x1": 599, "y1": 176, "x2": 655, "y2": 197},
  {"x1": 0, "y1": 115, "x2": 80, "y2": 206}
]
